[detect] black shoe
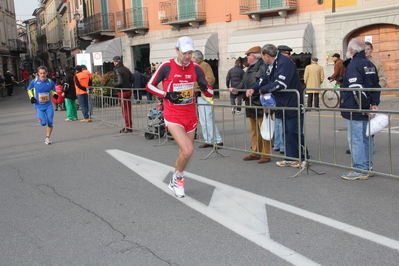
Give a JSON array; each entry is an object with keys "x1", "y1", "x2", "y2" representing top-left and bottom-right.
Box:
[{"x1": 346, "y1": 149, "x2": 351, "y2": 154}]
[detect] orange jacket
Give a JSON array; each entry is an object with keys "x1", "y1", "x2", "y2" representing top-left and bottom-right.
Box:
[
  {"x1": 82, "y1": 69, "x2": 92, "y2": 86},
  {"x1": 74, "y1": 71, "x2": 89, "y2": 95}
]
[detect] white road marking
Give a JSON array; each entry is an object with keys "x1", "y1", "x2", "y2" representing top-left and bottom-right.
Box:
[{"x1": 107, "y1": 149, "x2": 399, "y2": 264}]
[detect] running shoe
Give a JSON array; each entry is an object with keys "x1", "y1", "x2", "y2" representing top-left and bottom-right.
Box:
[
  {"x1": 168, "y1": 173, "x2": 185, "y2": 198},
  {"x1": 340, "y1": 171, "x2": 369, "y2": 180},
  {"x1": 45, "y1": 137, "x2": 52, "y2": 145},
  {"x1": 276, "y1": 160, "x2": 293, "y2": 167},
  {"x1": 290, "y1": 161, "x2": 308, "y2": 168}
]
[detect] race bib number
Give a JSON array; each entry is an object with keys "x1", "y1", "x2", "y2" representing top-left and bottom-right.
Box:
[
  {"x1": 38, "y1": 92, "x2": 50, "y2": 104},
  {"x1": 173, "y1": 82, "x2": 194, "y2": 105}
]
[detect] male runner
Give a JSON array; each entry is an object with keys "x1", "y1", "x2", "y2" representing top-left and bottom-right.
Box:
[
  {"x1": 146, "y1": 36, "x2": 214, "y2": 197},
  {"x1": 27, "y1": 66, "x2": 58, "y2": 145}
]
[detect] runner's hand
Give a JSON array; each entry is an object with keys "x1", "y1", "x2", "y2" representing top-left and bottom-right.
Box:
[
  {"x1": 164, "y1": 92, "x2": 183, "y2": 104},
  {"x1": 198, "y1": 82, "x2": 208, "y2": 92},
  {"x1": 30, "y1": 97, "x2": 36, "y2": 104}
]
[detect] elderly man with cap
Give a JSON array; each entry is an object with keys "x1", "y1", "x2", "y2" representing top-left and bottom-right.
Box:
[
  {"x1": 328, "y1": 53, "x2": 345, "y2": 87},
  {"x1": 146, "y1": 36, "x2": 214, "y2": 198},
  {"x1": 228, "y1": 46, "x2": 271, "y2": 164},
  {"x1": 113, "y1": 55, "x2": 134, "y2": 133},
  {"x1": 304, "y1": 57, "x2": 324, "y2": 108},
  {"x1": 74, "y1": 65, "x2": 91, "y2": 122}
]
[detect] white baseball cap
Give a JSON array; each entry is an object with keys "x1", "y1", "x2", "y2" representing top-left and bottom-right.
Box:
[{"x1": 176, "y1": 36, "x2": 195, "y2": 53}]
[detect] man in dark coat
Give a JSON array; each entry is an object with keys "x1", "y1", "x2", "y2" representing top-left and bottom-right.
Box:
[
  {"x1": 113, "y1": 56, "x2": 134, "y2": 133},
  {"x1": 226, "y1": 59, "x2": 244, "y2": 114},
  {"x1": 132, "y1": 67, "x2": 145, "y2": 103},
  {"x1": 248, "y1": 43, "x2": 308, "y2": 168},
  {"x1": 62, "y1": 67, "x2": 78, "y2": 121}
]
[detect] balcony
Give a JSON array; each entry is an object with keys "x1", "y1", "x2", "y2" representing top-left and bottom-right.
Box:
[
  {"x1": 239, "y1": 0, "x2": 297, "y2": 20},
  {"x1": 59, "y1": 39, "x2": 71, "y2": 52},
  {"x1": 116, "y1": 7, "x2": 149, "y2": 37},
  {"x1": 8, "y1": 39, "x2": 27, "y2": 53},
  {"x1": 159, "y1": 0, "x2": 205, "y2": 30},
  {"x1": 78, "y1": 13, "x2": 115, "y2": 40}
]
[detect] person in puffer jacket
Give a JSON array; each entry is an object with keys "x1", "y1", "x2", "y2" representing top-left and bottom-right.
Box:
[{"x1": 340, "y1": 38, "x2": 380, "y2": 180}]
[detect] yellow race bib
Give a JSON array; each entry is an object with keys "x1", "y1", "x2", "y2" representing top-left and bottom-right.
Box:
[{"x1": 38, "y1": 92, "x2": 50, "y2": 104}]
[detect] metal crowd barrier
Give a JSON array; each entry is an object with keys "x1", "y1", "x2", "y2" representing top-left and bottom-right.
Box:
[
  {"x1": 89, "y1": 86, "x2": 398, "y2": 179},
  {"x1": 304, "y1": 87, "x2": 398, "y2": 179}
]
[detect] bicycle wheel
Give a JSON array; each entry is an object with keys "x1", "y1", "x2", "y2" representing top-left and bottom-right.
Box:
[{"x1": 322, "y1": 90, "x2": 339, "y2": 108}]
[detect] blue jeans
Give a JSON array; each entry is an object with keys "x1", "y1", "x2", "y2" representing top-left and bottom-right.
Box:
[
  {"x1": 273, "y1": 117, "x2": 284, "y2": 151},
  {"x1": 77, "y1": 94, "x2": 89, "y2": 119},
  {"x1": 197, "y1": 97, "x2": 222, "y2": 144},
  {"x1": 347, "y1": 120, "x2": 374, "y2": 170}
]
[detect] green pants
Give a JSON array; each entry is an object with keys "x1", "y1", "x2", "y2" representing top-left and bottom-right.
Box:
[{"x1": 65, "y1": 98, "x2": 78, "y2": 120}]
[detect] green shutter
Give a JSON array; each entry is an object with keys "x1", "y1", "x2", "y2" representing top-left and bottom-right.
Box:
[
  {"x1": 101, "y1": 0, "x2": 109, "y2": 29},
  {"x1": 259, "y1": 0, "x2": 283, "y2": 9},
  {"x1": 178, "y1": 0, "x2": 196, "y2": 20},
  {"x1": 132, "y1": 0, "x2": 143, "y2": 27}
]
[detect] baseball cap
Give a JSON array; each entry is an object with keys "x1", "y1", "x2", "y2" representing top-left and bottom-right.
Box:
[
  {"x1": 113, "y1": 55, "x2": 121, "y2": 62},
  {"x1": 176, "y1": 36, "x2": 195, "y2": 53},
  {"x1": 332, "y1": 53, "x2": 340, "y2": 58}
]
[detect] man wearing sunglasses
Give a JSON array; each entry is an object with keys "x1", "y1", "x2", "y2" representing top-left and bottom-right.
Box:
[{"x1": 278, "y1": 45, "x2": 293, "y2": 57}]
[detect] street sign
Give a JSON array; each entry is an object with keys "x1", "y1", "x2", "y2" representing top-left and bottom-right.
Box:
[{"x1": 93, "y1": 52, "x2": 103, "y2": 66}]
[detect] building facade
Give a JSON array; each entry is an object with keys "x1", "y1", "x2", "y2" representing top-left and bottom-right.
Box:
[
  {"x1": 22, "y1": 0, "x2": 399, "y2": 97},
  {"x1": 0, "y1": 0, "x2": 26, "y2": 79}
]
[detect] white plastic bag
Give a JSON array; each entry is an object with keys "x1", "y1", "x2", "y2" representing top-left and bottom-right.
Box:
[
  {"x1": 366, "y1": 113, "x2": 389, "y2": 136},
  {"x1": 260, "y1": 113, "x2": 274, "y2": 141}
]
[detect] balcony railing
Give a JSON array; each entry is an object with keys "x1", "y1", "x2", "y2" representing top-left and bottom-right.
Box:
[
  {"x1": 8, "y1": 39, "x2": 27, "y2": 53},
  {"x1": 116, "y1": 7, "x2": 149, "y2": 29},
  {"x1": 159, "y1": 0, "x2": 205, "y2": 29},
  {"x1": 116, "y1": 7, "x2": 149, "y2": 35},
  {"x1": 79, "y1": 13, "x2": 115, "y2": 39},
  {"x1": 239, "y1": 0, "x2": 297, "y2": 18}
]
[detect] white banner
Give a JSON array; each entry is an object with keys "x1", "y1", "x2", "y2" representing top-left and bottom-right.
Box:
[{"x1": 75, "y1": 53, "x2": 92, "y2": 73}]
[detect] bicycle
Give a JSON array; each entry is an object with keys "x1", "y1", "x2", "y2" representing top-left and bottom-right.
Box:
[{"x1": 321, "y1": 81, "x2": 340, "y2": 108}]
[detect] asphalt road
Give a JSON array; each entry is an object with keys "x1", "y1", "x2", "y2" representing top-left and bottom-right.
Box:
[{"x1": 1, "y1": 85, "x2": 399, "y2": 266}]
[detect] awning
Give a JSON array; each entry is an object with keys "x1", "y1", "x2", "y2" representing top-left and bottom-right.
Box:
[
  {"x1": 150, "y1": 32, "x2": 218, "y2": 64},
  {"x1": 227, "y1": 23, "x2": 313, "y2": 58},
  {"x1": 84, "y1": 38, "x2": 122, "y2": 63}
]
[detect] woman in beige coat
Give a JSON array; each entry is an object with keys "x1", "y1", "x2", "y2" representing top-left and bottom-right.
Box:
[{"x1": 304, "y1": 58, "x2": 324, "y2": 108}]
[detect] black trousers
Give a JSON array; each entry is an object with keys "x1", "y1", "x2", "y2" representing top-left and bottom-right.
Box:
[{"x1": 307, "y1": 93, "x2": 319, "y2": 108}]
